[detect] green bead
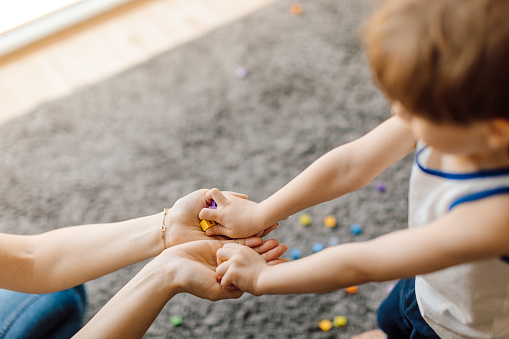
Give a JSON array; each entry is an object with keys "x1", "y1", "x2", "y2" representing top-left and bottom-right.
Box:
[{"x1": 170, "y1": 315, "x2": 183, "y2": 326}]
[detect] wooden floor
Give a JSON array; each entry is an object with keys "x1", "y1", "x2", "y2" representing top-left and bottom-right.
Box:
[{"x1": 0, "y1": 0, "x2": 277, "y2": 124}]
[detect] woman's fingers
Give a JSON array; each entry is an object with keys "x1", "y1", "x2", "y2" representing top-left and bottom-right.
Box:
[
  {"x1": 259, "y1": 223, "x2": 279, "y2": 237},
  {"x1": 223, "y1": 191, "x2": 248, "y2": 200},
  {"x1": 219, "y1": 237, "x2": 264, "y2": 248},
  {"x1": 267, "y1": 258, "x2": 288, "y2": 266},
  {"x1": 252, "y1": 239, "x2": 287, "y2": 262}
]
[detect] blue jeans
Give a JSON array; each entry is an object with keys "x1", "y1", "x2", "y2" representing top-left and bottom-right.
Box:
[
  {"x1": 377, "y1": 278, "x2": 440, "y2": 339},
  {"x1": 0, "y1": 285, "x2": 87, "y2": 339}
]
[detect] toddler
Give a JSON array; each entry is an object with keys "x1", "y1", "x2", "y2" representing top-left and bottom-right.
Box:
[{"x1": 201, "y1": 0, "x2": 509, "y2": 338}]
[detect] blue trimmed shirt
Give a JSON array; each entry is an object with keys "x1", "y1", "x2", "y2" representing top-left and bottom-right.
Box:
[{"x1": 410, "y1": 143, "x2": 509, "y2": 339}]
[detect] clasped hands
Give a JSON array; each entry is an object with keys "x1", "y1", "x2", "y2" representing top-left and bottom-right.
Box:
[{"x1": 156, "y1": 189, "x2": 286, "y2": 302}]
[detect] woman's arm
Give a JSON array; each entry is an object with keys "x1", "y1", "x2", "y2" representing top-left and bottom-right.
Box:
[
  {"x1": 0, "y1": 189, "x2": 271, "y2": 293},
  {"x1": 0, "y1": 214, "x2": 164, "y2": 293},
  {"x1": 73, "y1": 241, "x2": 241, "y2": 339},
  {"x1": 74, "y1": 239, "x2": 286, "y2": 339}
]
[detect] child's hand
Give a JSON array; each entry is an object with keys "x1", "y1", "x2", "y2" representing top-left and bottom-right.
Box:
[
  {"x1": 215, "y1": 243, "x2": 272, "y2": 295},
  {"x1": 166, "y1": 189, "x2": 268, "y2": 247},
  {"x1": 199, "y1": 188, "x2": 276, "y2": 238}
]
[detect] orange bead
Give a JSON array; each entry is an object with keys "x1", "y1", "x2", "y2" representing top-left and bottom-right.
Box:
[
  {"x1": 290, "y1": 4, "x2": 303, "y2": 15},
  {"x1": 319, "y1": 319, "x2": 332, "y2": 331},
  {"x1": 346, "y1": 286, "x2": 359, "y2": 294},
  {"x1": 324, "y1": 215, "x2": 337, "y2": 228}
]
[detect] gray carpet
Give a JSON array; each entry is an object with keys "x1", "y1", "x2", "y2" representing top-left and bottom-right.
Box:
[{"x1": 0, "y1": 0, "x2": 414, "y2": 337}]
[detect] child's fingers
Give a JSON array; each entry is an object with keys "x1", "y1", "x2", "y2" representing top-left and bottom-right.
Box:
[
  {"x1": 215, "y1": 261, "x2": 228, "y2": 278},
  {"x1": 223, "y1": 284, "x2": 242, "y2": 293},
  {"x1": 198, "y1": 207, "x2": 217, "y2": 222},
  {"x1": 205, "y1": 224, "x2": 232, "y2": 237},
  {"x1": 216, "y1": 243, "x2": 239, "y2": 266},
  {"x1": 206, "y1": 188, "x2": 228, "y2": 206},
  {"x1": 219, "y1": 269, "x2": 235, "y2": 289},
  {"x1": 216, "y1": 249, "x2": 234, "y2": 277}
]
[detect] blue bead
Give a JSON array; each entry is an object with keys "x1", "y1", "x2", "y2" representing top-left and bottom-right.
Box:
[
  {"x1": 328, "y1": 237, "x2": 341, "y2": 246},
  {"x1": 350, "y1": 223, "x2": 363, "y2": 235},
  {"x1": 290, "y1": 248, "x2": 302, "y2": 260},
  {"x1": 312, "y1": 242, "x2": 325, "y2": 253}
]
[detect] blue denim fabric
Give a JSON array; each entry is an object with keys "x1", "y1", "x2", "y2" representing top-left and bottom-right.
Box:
[
  {"x1": 377, "y1": 278, "x2": 440, "y2": 339},
  {"x1": 0, "y1": 285, "x2": 87, "y2": 339}
]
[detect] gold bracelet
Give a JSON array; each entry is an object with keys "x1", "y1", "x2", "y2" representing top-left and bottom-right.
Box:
[{"x1": 160, "y1": 208, "x2": 169, "y2": 249}]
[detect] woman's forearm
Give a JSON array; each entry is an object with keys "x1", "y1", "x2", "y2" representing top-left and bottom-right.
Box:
[
  {"x1": 27, "y1": 213, "x2": 165, "y2": 293},
  {"x1": 74, "y1": 259, "x2": 174, "y2": 339}
]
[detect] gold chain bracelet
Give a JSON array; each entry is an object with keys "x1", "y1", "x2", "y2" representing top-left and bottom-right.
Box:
[{"x1": 161, "y1": 208, "x2": 169, "y2": 249}]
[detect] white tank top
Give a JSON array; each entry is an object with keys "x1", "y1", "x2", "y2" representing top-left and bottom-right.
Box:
[{"x1": 409, "y1": 144, "x2": 509, "y2": 339}]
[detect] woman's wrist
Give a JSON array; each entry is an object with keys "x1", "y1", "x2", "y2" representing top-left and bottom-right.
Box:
[
  {"x1": 144, "y1": 211, "x2": 170, "y2": 256},
  {"x1": 144, "y1": 254, "x2": 179, "y2": 298},
  {"x1": 160, "y1": 208, "x2": 171, "y2": 250},
  {"x1": 153, "y1": 207, "x2": 174, "y2": 253}
]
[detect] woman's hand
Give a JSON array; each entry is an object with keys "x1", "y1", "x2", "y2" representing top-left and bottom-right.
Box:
[
  {"x1": 157, "y1": 239, "x2": 287, "y2": 300},
  {"x1": 161, "y1": 240, "x2": 242, "y2": 300}
]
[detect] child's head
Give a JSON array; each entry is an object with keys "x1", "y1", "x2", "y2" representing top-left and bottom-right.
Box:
[{"x1": 363, "y1": 0, "x2": 509, "y2": 126}]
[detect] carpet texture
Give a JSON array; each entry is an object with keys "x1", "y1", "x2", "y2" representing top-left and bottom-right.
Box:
[{"x1": 0, "y1": 0, "x2": 414, "y2": 337}]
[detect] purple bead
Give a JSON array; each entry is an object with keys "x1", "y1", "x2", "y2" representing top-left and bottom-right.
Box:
[
  {"x1": 210, "y1": 200, "x2": 217, "y2": 209},
  {"x1": 375, "y1": 181, "x2": 387, "y2": 193},
  {"x1": 235, "y1": 66, "x2": 248, "y2": 79}
]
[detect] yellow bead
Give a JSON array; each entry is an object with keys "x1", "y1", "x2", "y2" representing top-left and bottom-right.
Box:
[
  {"x1": 319, "y1": 319, "x2": 332, "y2": 331},
  {"x1": 333, "y1": 315, "x2": 347, "y2": 327},
  {"x1": 200, "y1": 219, "x2": 216, "y2": 231},
  {"x1": 324, "y1": 215, "x2": 337, "y2": 228},
  {"x1": 299, "y1": 213, "x2": 312, "y2": 226}
]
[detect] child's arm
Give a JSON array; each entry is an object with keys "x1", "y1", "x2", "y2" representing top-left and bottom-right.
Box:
[
  {"x1": 216, "y1": 194, "x2": 509, "y2": 295},
  {"x1": 201, "y1": 116, "x2": 417, "y2": 238}
]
